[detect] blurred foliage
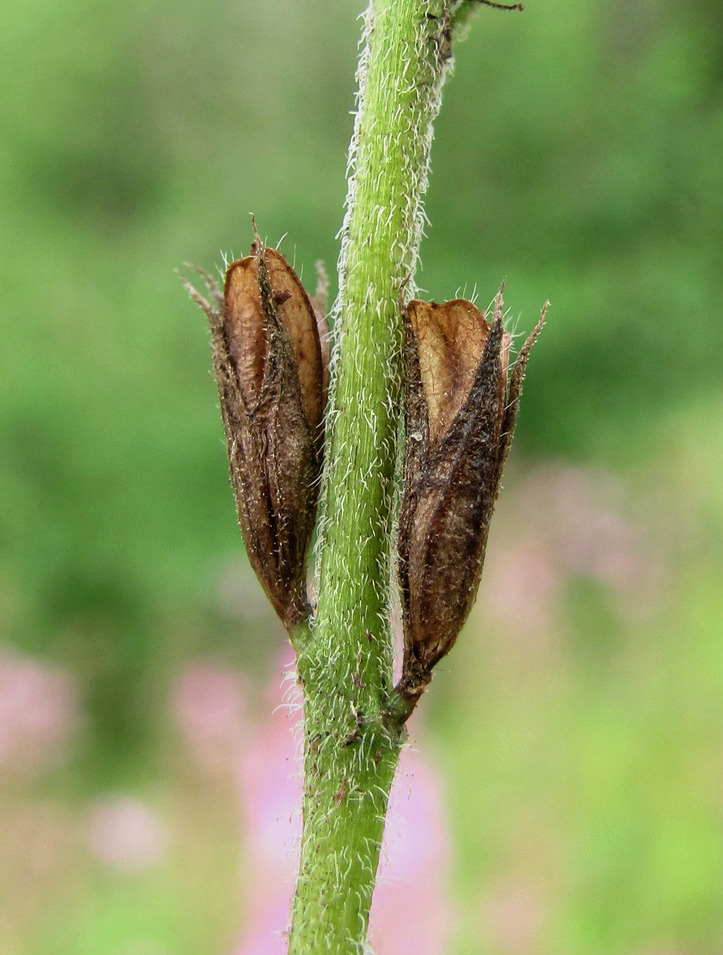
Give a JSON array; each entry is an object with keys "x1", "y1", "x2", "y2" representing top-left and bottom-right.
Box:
[{"x1": 1, "y1": 0, "x2": 722, "y2": 952}]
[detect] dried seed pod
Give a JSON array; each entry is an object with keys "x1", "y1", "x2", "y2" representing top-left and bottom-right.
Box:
[
  {"x1": 183, "y1": 230, "x2": 327, "y2": 627},
  {"x1": 396, "y1": 290, "x2": 545, "y2": 710}
]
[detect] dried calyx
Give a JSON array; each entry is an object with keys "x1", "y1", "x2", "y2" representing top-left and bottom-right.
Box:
[
  {"x1": 182, "y1": 226, "x2": 328, "y2": 628},
  {"x1": 395, "y1": 288, "x2": 545, "y2": 715}
]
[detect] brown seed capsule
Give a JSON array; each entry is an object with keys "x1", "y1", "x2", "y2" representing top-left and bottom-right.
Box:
[
  {"x1": 182, "y1": 229, "x2": 327, "y2": 628},
  {"x1": 396, "y1": 289, "x2": 545, "y2": 711}
]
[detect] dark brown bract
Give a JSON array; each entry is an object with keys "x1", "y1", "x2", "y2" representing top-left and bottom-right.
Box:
[
  {"x1": 183, "y1": 234, "x2": 328, "y2": 628},
  {"x1": 396, "y1": 289, "x2": 545, "y2": 712}
]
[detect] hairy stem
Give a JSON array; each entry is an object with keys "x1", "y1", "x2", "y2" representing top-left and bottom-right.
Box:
[{"x1": 288, "y1": 1, "x2": 451, "y2": 951}]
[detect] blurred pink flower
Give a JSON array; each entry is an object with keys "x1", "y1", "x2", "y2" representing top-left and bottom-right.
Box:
[
  {"x1": 236, "y1": 699, "x2": 302, "y2": 871},
  {"x1": 230, "y1": 656, "x2": 453, "y2": 955},
  {"x1": 171, "y1": 662, "x2": 249, "y2": 774},
  {"x1": 172, "y1": 651, "x2": 453, "y2": 954},
  {"x1": 233, "y1": 894, "x2": 292, "y2": 955},
  {"x1": 87, "y1": 795, "x2": 167, "y2": 872},
  {"x1": 520, "y1": 465, "x2": 645, "y2": 589},
  {"x1": 0, "y1": 648, "x2": 80, "y2": 779},
  {"x1": 481, "y1": 877, "x2": 544, "y2": 955},
  {"x1": 482, "y1": 537, "x2": 561, "y2": 640},
  {"x1": 369, "y1": 742, "x2": 452, "y2": 953},
  {"x1": 518, "y1": 464, "x2": 661, "y2": 597},
  {"x1": 481, "y1": 463, "x2": 666, "y2": 637}
]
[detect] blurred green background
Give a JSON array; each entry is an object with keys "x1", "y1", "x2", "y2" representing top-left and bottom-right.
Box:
[{"x1": 1, "y1": 0, "x2": 722, "y2": 953}]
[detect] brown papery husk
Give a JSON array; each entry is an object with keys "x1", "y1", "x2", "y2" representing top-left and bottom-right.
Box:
[
  {"x1": 187, "y1": 239, "x2": 325, "y2": 628},
  {"x1": 398, "y1": 309, "x2": 508, "y2": 690},
  {"x1": 224, "y1": 248, "x2": 325, "y2": 433},
  {"x1": 407, "y1": 298, "x2": 492, "y2": 447},
  {"x1": 262, "y1": 249, "x2": 325, "y2": 432}
]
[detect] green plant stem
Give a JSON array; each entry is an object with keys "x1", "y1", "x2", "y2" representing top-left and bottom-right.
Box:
[{"x1": 288, "y1": 1, "x2": 450, "y2": 951}]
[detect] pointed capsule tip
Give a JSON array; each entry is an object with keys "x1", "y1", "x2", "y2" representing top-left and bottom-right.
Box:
[
  {"x1": 180, "y1": 276, "x2": 223, "y2": 333},
  {"x1": 508, "y1": 301, "x2": 547, "y2": 396},
  {"x1": 524, "y1": 300, "x2": 549, "y2": 352},
  {"x1": 492, "y1": 281, "x2": 506, "y2": 324},
  {"x1": 250, "y1": 213, "x2": 264, "y2": 256},
  {"x1": 181, "y1": 262, "x2": 223, "y2": 305}
]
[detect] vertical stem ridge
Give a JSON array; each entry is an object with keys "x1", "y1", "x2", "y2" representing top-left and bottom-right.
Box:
[{"x1": 289, "y1": 2, "x2": 450, "y2": 951}]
